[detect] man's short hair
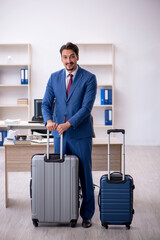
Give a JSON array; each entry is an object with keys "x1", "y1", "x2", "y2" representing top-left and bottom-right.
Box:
[{"x1": 60, "y1": 42, "x2": 79, "y2": 56}]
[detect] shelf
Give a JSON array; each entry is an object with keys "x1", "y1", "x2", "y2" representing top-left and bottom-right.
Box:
[
  {"x1": 0, "y1": 85, "x2": 28, "y2": 87},
  {"x1": 0, "y1": 43, "x2": 31, "y2": 120},
  {"x1": 79, "y1": 63, "x2": 112, "y2": 66},
  {"x1": 76, "y1": 43, "x2": 114, "y2": 138},
  {"x1": 78, "y1": 64, "x2": 113, "y2": 86},
  {"x1": 94, "y1": 124, "x2": 112, "y2": 128},
  {"x1": 0, "y1": 105, "x2": 28, "y2": 108},
  {"x1": 97, "y1": 84, "x2": 112, "y2": 87},
  {"x1": 0, "y1": 64, "x2": 28, "y2": 67},
  {"x1": 76, "y1": 43, "x2": 113, "y2": 45},
  {"x1": 93, "y1": 105, "x2": 112, "y2": 108},
  {"x1": 0, "y1": 43, "x2": 30, "y2": 46}
]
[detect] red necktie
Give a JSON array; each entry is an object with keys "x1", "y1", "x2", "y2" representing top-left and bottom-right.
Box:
[{"x1": 66, "y1": 74, "x2": 73, "y2": 97}]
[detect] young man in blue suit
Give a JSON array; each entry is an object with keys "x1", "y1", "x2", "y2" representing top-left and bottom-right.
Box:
[{"x1": 42, "y1": 42, "x2": 97, "y2": 228}]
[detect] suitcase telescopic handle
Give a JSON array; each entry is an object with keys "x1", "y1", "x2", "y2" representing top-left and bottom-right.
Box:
[
  {"x1": 47, "y1": 129, "x2": 63, "y2": 160},
  {"x1": 107, "y1": 129, "x2": 125, "y2": 181}
]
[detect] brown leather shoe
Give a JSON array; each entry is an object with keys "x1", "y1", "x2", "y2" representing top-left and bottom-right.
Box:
[{"x1": 82, "y1": 218, "x2": 92, "y2": 228}]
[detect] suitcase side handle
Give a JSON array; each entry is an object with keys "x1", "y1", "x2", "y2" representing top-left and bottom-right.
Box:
[
  {"x1": 30, "y1": 179, "x2": 32, "y2": 198},
  {"x1": 98, "y1": 190, "x2": 101, "y2": 210}
]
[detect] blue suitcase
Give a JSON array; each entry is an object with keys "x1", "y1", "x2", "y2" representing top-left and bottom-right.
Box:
[{"x1": 99, "y1": 129, "x2": 135, "y2": 229}]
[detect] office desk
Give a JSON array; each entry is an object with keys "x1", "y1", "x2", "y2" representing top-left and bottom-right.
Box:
[
  {"x1": 1, "y1": 121, "x2": 122, "y2": 207},
  {"x1": 4, "y1": 138, "x2": 122, "y2": 208},
  {"x1": 4, "y1": 140, "x2": 54, "y2": 208}
]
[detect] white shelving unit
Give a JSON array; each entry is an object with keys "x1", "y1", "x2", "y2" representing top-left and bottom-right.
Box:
[
  {"x1": 76, "y1": 43, "x2": 114, "y2": 138},
  {"x1": 0, "y1": 44, "x2": 31, "y2": 121}
]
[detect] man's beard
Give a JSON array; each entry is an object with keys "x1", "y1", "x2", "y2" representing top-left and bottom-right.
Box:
[{"x1": 66, "y1": 62, "x2": 74, "y2": 71}]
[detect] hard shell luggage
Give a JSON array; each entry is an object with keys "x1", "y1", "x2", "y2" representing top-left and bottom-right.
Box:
[
  {"x1": 99, "y1": 129, "x2": 135, "y2": 229},
  {"x1": 30, "y1": 130, "x2": 79, "y2": 227}
]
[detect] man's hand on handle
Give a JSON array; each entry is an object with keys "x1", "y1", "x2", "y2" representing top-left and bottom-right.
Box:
[
  {"x1": 57, "y1": 121, "x2": 71, "y2": 135},
  {"x1": 46, "y1": 120, "x2": 58, "y2": 131},
  {"x1": 46, "y1": 120, "x2": 71, "y2": 135}
]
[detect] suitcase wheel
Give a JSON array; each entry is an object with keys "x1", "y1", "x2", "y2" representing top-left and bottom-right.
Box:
[
  {"x1": 102, "y1": 222, "x2": 108, "y2": 229},
  {"x1": 70, "y1": 219, "x2": 77, "y2": 228},
  {"x1": 32, "y1": 219, "x2": 38, "y2": 227},
  {"x1": 126, "y1": 224, "x2": 130, "y2": 229}
]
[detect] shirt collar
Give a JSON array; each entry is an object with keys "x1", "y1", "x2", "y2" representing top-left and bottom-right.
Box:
[{"x1": 66, "y1": 65, "x2": 78, "y2": 78}]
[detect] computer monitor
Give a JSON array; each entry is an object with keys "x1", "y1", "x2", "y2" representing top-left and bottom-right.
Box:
[
  {"x1": 31, "y1": 99, "x2": 55, "y2": 136},
  {"x1": 34, "y1": 99, "x2": 43, "y2": 121},
  {"x1": 34, "y1": 98, "x2": 55, "y2": 118}
]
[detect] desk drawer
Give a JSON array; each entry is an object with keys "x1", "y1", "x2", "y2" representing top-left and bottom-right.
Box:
[
  {"x1": 92, "y1": 145, "x2": 121, "y2": 171},
  {"x1": 6, "y1": 145, "x2": 54, "y2": 172}
]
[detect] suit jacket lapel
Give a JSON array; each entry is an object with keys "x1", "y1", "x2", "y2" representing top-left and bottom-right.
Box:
[
  {"x1": 67, "y1": 67, "x2": 82, "y2": 102},
  {"x1": 61, "y1": 69, "x2": 67, "y2": 101}
]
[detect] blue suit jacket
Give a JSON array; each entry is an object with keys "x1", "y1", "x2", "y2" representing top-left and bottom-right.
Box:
[{"x1": 42, "y1": 66, "x2": 97, "y2": 139}]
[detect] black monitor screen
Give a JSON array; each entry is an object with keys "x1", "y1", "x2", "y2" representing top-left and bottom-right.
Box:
[
  {"x1": 34, "y1": 98, "x2": 55, "y2": 120},
  {"x1": 34, "y1": 99, "x2": 43, "y2": 119}
]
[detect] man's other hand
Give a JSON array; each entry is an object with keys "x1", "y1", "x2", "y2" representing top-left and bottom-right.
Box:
[{"x1": 57, "y1": 121, "x2": 71, "y2": 135}]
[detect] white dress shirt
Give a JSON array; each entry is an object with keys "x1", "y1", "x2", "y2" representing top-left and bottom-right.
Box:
[{"x1": 65, "y1": 66, "x2": 78, "y2": 89}]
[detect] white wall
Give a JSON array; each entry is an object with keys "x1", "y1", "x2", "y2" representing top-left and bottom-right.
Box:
[{"x1": 1, "y1": 0, "x2": 160, "y2": 145}]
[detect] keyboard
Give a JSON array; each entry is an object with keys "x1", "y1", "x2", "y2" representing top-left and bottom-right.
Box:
[{"x1": 28, "y1": 120, "x2": 44, "y2": 124}]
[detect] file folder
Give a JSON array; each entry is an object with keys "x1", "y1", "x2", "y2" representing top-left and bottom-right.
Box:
[
  {"x1": 25, "y1": 69, "x2": 28, "y2": 84},
  {"x1": 105, "y1": 109, "x2": 112, "y2": 125},
  {"x1": 0, "y1": 131, "x2": 7, "y2": 146},
  {"x1": 101, "y1": 89, "x2": 112, "y2": 105},
  {"x1": 20, "y1": 69, "x2": 25, "y2": 84}
]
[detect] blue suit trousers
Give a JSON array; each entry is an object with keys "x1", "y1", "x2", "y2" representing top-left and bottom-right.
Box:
[{"x1": 54, "y1": 131, "x2": 95, "y2": 219}]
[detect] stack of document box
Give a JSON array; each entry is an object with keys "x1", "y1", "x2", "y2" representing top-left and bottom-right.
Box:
[
  {"x1": 13, "y1": 139, "x2": 31, "y2": 145},
  {"x1": 4, "y1": 119, "x2": 20, "y2": 124},
  {"x1": 101, "y1": 89, "x2": 112, "y2": 105},
  {"x1": 105, "y1": 109, "x2": 112, "y2": 125},
  {"x1": 101, "y1": 89, "x2": 112, "y2": 125},
  {"x1": 17, "y1": 98, "x2": 28, "y2": 105},
  {"x1": 20, "y1": 68, "x2": 28, "y2": 84}
]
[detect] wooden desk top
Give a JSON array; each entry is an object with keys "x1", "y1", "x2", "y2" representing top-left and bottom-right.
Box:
[
  {"x1": 3, "y1": 138, "x2": 54, "y2": 147},
  {"x1": 92, "y1": 137, "x2": 122, "y2": 145},
  {"x1": 4, "y1": 137, "x2": 122, "y2": 147}
]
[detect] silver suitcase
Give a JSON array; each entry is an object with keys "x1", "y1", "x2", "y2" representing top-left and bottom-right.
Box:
[{"x1": 30, "y1": 130, "x2": 79, "y2": 227}]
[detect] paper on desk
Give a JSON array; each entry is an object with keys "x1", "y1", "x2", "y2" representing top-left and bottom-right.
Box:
[
  {"x1": 5, "y1": 119, "x2": 20, "y2": 124},
  {"x1": 31, "y1": 138, "x2": 54, "y2": 144}
]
